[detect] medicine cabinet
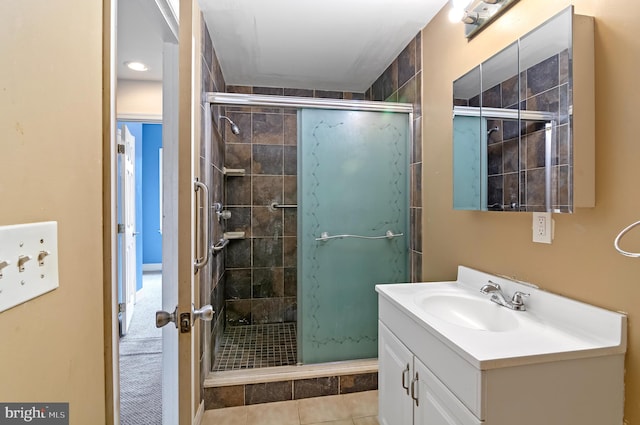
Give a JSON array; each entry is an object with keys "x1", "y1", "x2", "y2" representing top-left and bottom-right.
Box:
[{"x1": 452, "y1": 6, "x2": 594, "y2": 212}]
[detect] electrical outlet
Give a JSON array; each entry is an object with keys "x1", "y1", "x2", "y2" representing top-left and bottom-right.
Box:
[{"x1": 532, "y1": 212, "x2": 553, "y2": 244}]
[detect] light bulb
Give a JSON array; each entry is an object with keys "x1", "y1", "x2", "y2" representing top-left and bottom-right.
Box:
[
  {"x1": 448, "y1": 7, "x2": 465, "y2": 23},
  {"x1": 452, "y1": 0, "x2": 473, "y2": 9},
  {"x1": 124, "y1": 61, "x2": 149, "y2": 72}
]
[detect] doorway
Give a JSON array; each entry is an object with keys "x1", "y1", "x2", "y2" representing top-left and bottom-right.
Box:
[{"x1": 117, "y1": 121, "x2": 164, "y2": 424}]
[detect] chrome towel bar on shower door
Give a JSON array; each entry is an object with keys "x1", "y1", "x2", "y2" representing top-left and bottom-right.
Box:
[{"x1": 315, "y1": 230, "x2": 404, "y2": 242}]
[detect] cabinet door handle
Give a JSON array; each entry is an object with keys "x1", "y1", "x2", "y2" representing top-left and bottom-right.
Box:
[
  {"x1": 401, "y1": 364, "x2": 410, "y2": 395},
  {"x1": 410, "y1": 372, "x2": 419, "y2": 407}
]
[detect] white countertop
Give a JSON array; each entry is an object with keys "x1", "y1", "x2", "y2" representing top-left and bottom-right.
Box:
[{"x1": 376, "y1": 266, "x2": 627, "y2": 369}]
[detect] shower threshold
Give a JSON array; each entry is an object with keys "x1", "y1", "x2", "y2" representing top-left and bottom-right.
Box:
[
  {"x1": 204, "y1": 358, "x2": 378, "y2": 409},
  {"x1": 206, "y1": 358, "x2": 378, "y2": 387},
  {"x1": 204, "y1": 323, "x2": 378, "y2": 408}
]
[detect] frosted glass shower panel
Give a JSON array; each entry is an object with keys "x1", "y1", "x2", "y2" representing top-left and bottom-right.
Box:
[{"x1": 298, "y1": 109, "x2": 409, "y2": 364}]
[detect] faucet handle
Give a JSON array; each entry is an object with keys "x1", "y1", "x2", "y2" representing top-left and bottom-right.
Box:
[
  {"x1": 480, "y1": 280, "x2": 501, "y2": 294},
  {"x1": 511, "y1": 291, "x2": 530, "y2": 306}
]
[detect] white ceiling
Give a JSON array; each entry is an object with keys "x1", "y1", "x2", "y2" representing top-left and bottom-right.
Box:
[
  {"x1": 117, "y1": 0, "x2": 177, "y2": 81},
  {"x1": 118, "y1": 0, "x2": 449, "y2": 92}
]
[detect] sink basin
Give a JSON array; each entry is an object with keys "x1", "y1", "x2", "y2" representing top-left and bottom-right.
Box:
[{"x1": 415, "y1": 293, "x2": 519, "y2": 332}]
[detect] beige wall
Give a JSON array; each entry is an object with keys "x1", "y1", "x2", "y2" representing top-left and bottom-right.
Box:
[
  {"x1": 422, "y1": 0, "x2": 640, "y2": 422},
  {"x1": 0, "y1": 1, "x2": 107, "y2": 424},
  {"x1": 117, "y1": 79, "x2": 163, "y2": 119}
]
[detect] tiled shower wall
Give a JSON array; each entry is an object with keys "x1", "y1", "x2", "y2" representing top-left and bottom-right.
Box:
[
  {"x1": 201, "y1": 17, "x2": 227, "y2": 381},
  {"x1": 222, "y1": 87, "x2": 366, "y2": 327},
  {"x1": 366, "y1": 32, "x2": 423, "y2": 282},
  {"x1": 458, "y1": 50, "x2": 571, "y2": 212}
]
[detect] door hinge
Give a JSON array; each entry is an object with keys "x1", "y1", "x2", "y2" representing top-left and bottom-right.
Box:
[
  {"x1": 118, "y1": 303, "x2": 126, "y2": 313},
  {"x1": 117, "y1": 143, "x2": 125, "y2": 154},
  {"x1": 117, "y1": 223, "x2": 125, "y2": 234}
]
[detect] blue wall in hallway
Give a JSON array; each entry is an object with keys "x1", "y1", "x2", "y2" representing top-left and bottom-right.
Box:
[{"x1": 142, "y1": 123, "x2": 163, "y2": 265}]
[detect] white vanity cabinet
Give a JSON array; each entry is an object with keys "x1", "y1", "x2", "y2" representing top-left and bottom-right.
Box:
[
  {"x1": 379, "y1": 323, "x2": 480, "y2": 425},
  {"x1": 376, "y1": 266, "x2": 627, "y2": 425},
  {"x1": 378, "y1": 322, "x2": 414, "y2": 425}
]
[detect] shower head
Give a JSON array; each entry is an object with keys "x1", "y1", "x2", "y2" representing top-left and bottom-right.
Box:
[
  {"x1": 487, "y1": 126, "x2": 499, "y2": 136},
  {"x1": 220, "y1": 115, "x2": 240, "y2": 135}
]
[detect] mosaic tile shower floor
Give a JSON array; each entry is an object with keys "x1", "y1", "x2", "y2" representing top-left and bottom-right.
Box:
[{"x1": 213, "y1": 323, "x2": 298, "y2": 371}]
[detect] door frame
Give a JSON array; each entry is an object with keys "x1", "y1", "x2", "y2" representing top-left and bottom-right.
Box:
[
  {"x1": 103, "y1": 0, "x2": 197, "y2": 423},
  {"x1": 102, "y1": 1, "x2": 119, "y2": 423}
]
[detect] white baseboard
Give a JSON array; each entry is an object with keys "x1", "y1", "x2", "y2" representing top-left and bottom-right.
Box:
[
  {"x1": 135, "y1": 287, "x2": 145, "y2": 301},
  {"x1": 142, "y1": 263, "x2": 162, "y2": 272}
]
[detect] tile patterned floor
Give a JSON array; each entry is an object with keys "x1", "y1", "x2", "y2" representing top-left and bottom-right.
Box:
[
  {"x1": 202, "y1": 390, "x2": 379, "y2": 425},
  {"x1": 213, "y1": 323, "x2": 298, "y2": 371}
]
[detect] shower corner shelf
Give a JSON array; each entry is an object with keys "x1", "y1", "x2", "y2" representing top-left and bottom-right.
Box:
[{"x1": 223, "y1": 167, "x2": 246, "y2": 177}]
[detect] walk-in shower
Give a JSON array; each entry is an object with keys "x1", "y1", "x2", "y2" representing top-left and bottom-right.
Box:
[{"x1": 206, "y1": 92, "x2": 413, "y2": 373}]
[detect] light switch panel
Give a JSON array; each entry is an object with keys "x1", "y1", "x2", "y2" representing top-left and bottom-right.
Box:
[{"x1": 0, "y1": 221, "x2": 59, "y2": 313}]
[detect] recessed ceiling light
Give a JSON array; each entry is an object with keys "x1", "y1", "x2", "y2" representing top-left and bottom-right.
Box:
[{"x1": 125, "y1": 61, "x2": 148, "y2": 72}]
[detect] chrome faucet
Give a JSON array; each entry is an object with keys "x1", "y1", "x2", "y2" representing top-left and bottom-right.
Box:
[{"x1": 480, "y1": 280, "x2": 529, "y2": 311}]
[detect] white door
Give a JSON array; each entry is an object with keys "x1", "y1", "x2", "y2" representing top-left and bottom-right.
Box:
[
  {"x1": 159, "y1": 1, "x2": 210, "y2": 423},
  {"x1": 160, "y1": 39, "x2": 181, "y2": 425},
  {"x1": 118, "y1": 124, "x2": 137, "y2": 335}
]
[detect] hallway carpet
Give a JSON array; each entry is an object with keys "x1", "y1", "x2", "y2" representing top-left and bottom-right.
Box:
[{"x1": 120, "y1": 272, "x2": 162, "y2": 425}]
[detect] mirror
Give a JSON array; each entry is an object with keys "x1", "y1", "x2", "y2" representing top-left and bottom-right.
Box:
[{"x1": 453, "y1": 7, "x2": 573, "y2": 212}]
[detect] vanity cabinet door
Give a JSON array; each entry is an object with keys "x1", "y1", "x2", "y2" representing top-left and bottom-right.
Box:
[
  {"x1": 379, "y1": 322, "x2": 414, "y2": 425},
  {"x1": 414, "y1": 358, "x2": 481, "y2": 425}
]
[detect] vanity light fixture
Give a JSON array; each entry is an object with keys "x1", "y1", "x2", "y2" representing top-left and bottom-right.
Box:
[
  {"x1": 449, "y1": 0, "x2": 519, "y2": 38},
  {"x1": 124, "y1": 61, "x2": 149, "y2": 72},
  {"x1": 461, "y1": 11, "x2": 480, "y2": 24}
]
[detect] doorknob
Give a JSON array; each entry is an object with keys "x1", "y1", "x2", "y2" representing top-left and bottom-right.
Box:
[
  {"x1": 155, "y1": 306, "x2": 178, "y2": 328},
  {"x1": 193, "y1": 304, "x2": 214, "y2": 322},
  {"x1": 156, "y1": 305, "x2": 214, "y2": 332}
]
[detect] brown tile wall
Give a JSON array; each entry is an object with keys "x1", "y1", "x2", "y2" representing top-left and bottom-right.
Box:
[
  {"x1": 201, "y1": 15, "x2": 228, "y2": 389},
  {"x1": 366, "y1": 32, "x2": 423, "y2": 282},
  {"x1": 204, "y1": 372, "x2": 378, "y2": 409},
  {"x1": 223, "y1": 86, "x2": 366, "y2": 327}
]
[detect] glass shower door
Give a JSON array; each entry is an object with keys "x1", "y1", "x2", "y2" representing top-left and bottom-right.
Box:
[{"x1": 298, "y1": 109, "x2": 409, "y2": 364}]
